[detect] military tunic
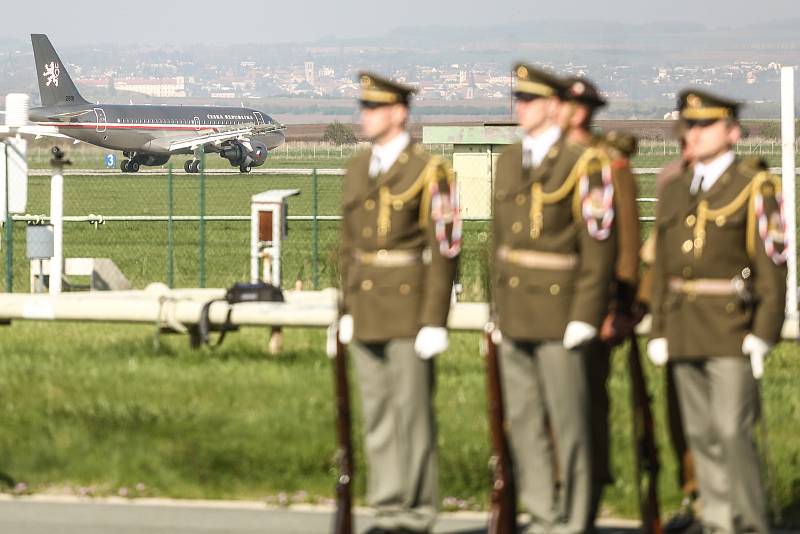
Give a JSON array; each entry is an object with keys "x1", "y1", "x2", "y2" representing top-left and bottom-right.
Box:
[
  {"x1": 493, "y1": 140, "x2": 616, "y2": 339},
  {"x1": 650, "y1": 157, "x2": 786, "y2": 358},
  {"x1": 339, "y1": 143, "x2": 457, "y2": 342},
  {"x1": 338, "y1": 141, "x2": 458, "y2": 532}
]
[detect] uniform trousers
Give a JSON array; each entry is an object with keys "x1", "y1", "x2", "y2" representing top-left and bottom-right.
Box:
[
  {"x1": 352, "y1": 339, "x2": 437, "y2": 532},
  {"x1": 673, "y1": 357, "x2": 767, "y2": 534},
  {"x1": 500, "y1": 338, "x2": 592, "y2": 534}
]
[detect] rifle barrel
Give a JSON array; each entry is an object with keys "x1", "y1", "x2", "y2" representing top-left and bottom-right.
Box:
[{"x1": 333, "y1": 336, "x2": 353, "y2": 534}]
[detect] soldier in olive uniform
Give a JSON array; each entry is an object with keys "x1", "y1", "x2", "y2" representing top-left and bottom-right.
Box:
[
  {"x1": 647, "y1": 90, "x2": 787, "y2": 534},
  {"x1": 558, "y1": 76, "x2": 641, "y2": 525},
  {"x1": 336, "y1": 72, "x2": 461, "y2": 534},
  {"x1": 492, "y1": 64, "x2": 617, "y2": 533}
]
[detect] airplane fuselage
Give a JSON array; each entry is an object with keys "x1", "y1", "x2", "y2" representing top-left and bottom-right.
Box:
[{"x1": 30, "y1": 104, "x2": 285, "y2": 157}]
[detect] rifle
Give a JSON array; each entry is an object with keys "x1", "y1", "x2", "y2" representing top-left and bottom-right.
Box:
[
  {"x1": 483, "y1": 323, "x2": 518, "y2": 534},
  {"x1": 628, "y1": 334, "x2": 663, "y2": 534},
  {"x1": 332, "y1": 334, "x2": 354, "y2": 534}
]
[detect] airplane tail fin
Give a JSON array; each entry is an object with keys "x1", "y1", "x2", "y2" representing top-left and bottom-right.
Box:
[{"x1": 31, "y1": 34, "x2": 89, "y2": 107}]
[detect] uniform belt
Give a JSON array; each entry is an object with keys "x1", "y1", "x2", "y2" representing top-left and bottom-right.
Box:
[
  {"x1": 497, "y1": 246, "x2": 578, "y2": 270},
  {"x1": 668, "y1": 277, "x2": 737, "y2": 296},
  {"x1": 354, "y1": 249, "x2": 424, "y2": 267}
]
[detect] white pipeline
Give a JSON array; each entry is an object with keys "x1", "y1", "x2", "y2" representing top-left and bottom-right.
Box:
[{"x1": 781, "y1": 66, "x2": 798, "y2": 322}]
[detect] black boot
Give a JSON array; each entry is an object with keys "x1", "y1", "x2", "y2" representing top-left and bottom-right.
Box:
[{"x1": 663, "y1": 495, "x2": 700, "y2": 533}]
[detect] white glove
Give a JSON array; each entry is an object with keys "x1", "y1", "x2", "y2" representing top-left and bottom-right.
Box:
[
  {"x1": 647, "y1": 338, "x2": 669, "y2": 366},
  {"x1": 414, "y1": 326, "x2": 448, "y2": 359},
  {"x1": 742, "y1": 334, "x2": 772, "y2": 380},
  {"x1": 338, "y1": 314, "x2": 354, "y2": 345},
  {"x1": 562, "y1": 321, "x2": 597, "y2": 350}
]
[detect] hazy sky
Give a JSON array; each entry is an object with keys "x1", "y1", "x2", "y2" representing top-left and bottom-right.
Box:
[{"x1": 2, "y1": 0, "x2": 799, "y2": 46}]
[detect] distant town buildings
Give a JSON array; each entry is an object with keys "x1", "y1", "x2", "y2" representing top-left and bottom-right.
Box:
[
  {"x1": 26, "y1": 51, "x2": 789, "y2": 110},
  {"x1": 113, "y1": 76, "x2": 188, "y2": 98}
]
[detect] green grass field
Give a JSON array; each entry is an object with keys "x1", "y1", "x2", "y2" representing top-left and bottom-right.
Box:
[{"x1": 1, "y1": 323, "x2": 798, "y2": 523}]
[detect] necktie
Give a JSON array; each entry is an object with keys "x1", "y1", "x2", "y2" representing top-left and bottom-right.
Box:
[
  {"x1": 523, "y1": 147, "x2": 534, "y2": 169},
  {"x1": 691, "y1": 173, "x2": 705, "y2": 195},
  {"x1": 369, "y1": 152, "x2": 381, "y2": 178}
]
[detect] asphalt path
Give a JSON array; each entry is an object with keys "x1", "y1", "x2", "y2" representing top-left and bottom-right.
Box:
[{"x1": 0, "y1": 496, "x2": 642, "y2": 534}]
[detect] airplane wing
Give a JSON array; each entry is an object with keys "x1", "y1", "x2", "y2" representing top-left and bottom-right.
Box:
[
  {"x1": 165, "y1": 122, "x2": 285, "y2": 153},
  {"x1": 46, "y1": 109, "x2": 95, "y2": 119},
  {"x1": 0, "y1": 124, "x2": 65, "y2": 139}
]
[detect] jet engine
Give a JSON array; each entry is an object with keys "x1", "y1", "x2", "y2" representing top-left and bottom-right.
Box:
[{"x1": 220, "y1": 140, "x2": 269, "y2": 172}]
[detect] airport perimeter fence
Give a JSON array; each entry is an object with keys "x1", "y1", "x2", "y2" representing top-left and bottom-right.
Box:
[
  {"x1": 2, "y1": 142, "x2": 797, "y2": 299},
  {"x1": 0, "y1": 162, "x2": 497, "y2": 300},
  {"x1": 25, "y1": 138, "x2": 800, "y2": 169}
]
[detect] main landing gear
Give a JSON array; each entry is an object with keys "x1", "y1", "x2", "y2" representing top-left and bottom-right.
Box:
[
  {"x1": 120, "y1": 159, "x2": 140, "y2": 173},
  {"x1": 184, "y1": 160, "x2": 203, "y2": 173}
]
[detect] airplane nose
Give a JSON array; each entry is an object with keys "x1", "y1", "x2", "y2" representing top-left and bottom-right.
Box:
[{"x1": 272, "y1": 129, "x2": 286, "y2": 149}]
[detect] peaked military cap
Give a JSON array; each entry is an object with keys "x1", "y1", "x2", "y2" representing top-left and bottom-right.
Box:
[
  {"x1": 513, "y1": 63, "x2": 566, "y2": 99},
  {"x1": 562, "y1": 76, "x2": 607, "y2": 109},
  {"x1": 358, "y1": 71, "x2": 416, "y2": 106},
  {"x1": 678, "y1": 88, "x2": 741, "y2": 121}
]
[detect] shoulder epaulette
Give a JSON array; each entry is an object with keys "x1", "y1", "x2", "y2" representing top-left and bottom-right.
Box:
[
  {"x1": 739, "y1": 155, "x2": 769, "y2": 176},
  {"x1": 603, "y1": 130, "x2": 638, "y2": 159}
]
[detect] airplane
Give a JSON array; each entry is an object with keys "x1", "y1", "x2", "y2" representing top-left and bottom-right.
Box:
[{"x1": 27, "y1": 34, "x2": 286, "y2": 173}]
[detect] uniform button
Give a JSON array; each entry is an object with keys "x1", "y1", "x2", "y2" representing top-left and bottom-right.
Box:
[
  {"x1": 392, "y1": 200, "x2": 404, "y2": 210},
  {"x1": 362, "y1": 227, "x2": 373, "y2": 238},
  {"x1": 694, "y1": 237, "x2": 704, "y2": 249},
  {"x1": 515, "y1": 194, "x2": 526, "y2": 206},
  {"x1": 512, "y1": 222, "x2": 522, "y2": 233},
  {"x1": 715, "y1": 216, "x2": 727, "y2": 227},
  {"x1": 682, "y1": 267, "x2": 693, "y2": 278},
  {"x1": 399, "y1": 284, "x2": 411, "y2": 295},
  {"x1": 377, "y1": 249, "x2": 388, "y2": 258},
  {"x1": 364, "y1": 199, "x2": 376, "y2": 210},
  {"x1": 361, "y1": 279, "x2": 373, "y2": 291},
  {"x1": 549, "y1": 284, "x2": 560, "y2": 295},
  {"x1": 682, "y1": 240, "x2": 693, "y2": 253},
  {"x1": 509, "y1": 276, "x2": 520, "y2": 288},
  {"x1": 685, "y1": 215, "x2": 696, "y2": 227},
  {"x1": 725, "y1": 302, "x2": 736, "y2": 313}
]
